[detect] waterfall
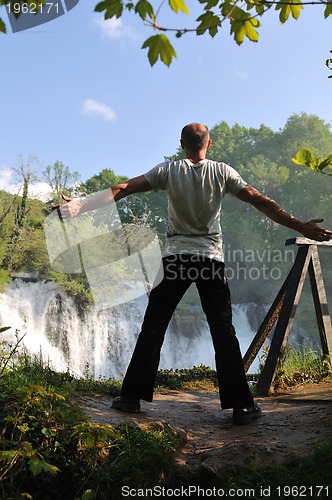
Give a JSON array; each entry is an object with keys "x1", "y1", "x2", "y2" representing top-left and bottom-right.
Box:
[{"x1": 0, "y1": 280, "x2": 262, "y2": 379}]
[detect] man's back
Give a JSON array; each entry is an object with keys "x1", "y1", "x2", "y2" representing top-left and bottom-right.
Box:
[{"x1": 143, "y1": 158, "x2": 247, "y2": 260}]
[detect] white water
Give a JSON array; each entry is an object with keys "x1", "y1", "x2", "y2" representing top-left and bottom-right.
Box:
[{"x1": 0, "y1": 280, "x2": 261, "y2": 379}]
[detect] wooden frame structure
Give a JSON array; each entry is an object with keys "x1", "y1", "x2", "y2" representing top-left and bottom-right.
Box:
[{"x1": 243, "y1": 238, "x2": 332, "y2": 396}]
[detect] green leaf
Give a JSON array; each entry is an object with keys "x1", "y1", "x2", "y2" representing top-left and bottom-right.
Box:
[
  {"x1": 0, "y1": 450, "x2": 17, "y2": 463},
  {"x1": 28, "y1": 456, "x2": 44, "y2": 476},
  {"x1": 142, "y1": 34, "x2": 177, "y2": 66},
  {"x1": 221, "y1": 5, "x2": 260, "y2": 44},
  {"x1": 20, "y1": 441, "x2": 35, "y2": 457},
  {"x1": 199, "y1": 0, "x2": 219, "y2": 10},
  {"x1": 169, "y1": 0, "x2": 189, "y2": 15},
  {"x1": 324, "y1": 3, "x2": 332, "y2": 18},
  {"x1": 253, "y1": 3, "x2": 265, "y2": 15},
  {"x1": 291, "y1": 149, "x2": 321, "y2": 171},
  {"x1": 0, "y1": 18, "x2": 6, "y2": 34},
  {"x1": 18, "y1": 423, "x2": 31, "y2": 433},
  {"x1": 291, "y1": 149, "x2": 314, "y2": 166},
  {"x1": 81, "y1": 491, "x2": 97, "y2": 500},
  {"x1": 28, "y1": 456, "x2": 60, "y2": 476},
  {"x1": 94, "y1": 1, "x2": 108, "y2": 13},
  {"x1": 42, "y1": 426, "x2": 56, "y2": 438},
  {"x1": 317, "y1": 154, "x2": 332, "y2": 171},
  {"x1": 94, "y1": 0, "x2": 123, "y2": 19},
  {"x1": 135, "y1": 0, "x2": 154, "y2": 20},
  {"x1": 196, "y1": 11, "x2": 221, "y2": 37},
  {"x1": 230, "y1": 18, "x2": 260, "y2": 45},
  {"x1": 276, "y1": 0, "x2": 303, "y2": 23}
]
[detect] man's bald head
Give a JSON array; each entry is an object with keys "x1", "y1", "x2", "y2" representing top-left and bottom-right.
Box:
[{"x1": 180, "y1": 123, "x2": 210, "y2": 153}]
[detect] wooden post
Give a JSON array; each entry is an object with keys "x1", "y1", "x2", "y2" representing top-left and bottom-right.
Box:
[
  {"x1": 308, "y1": 246, "x2": 332, "y2": 361},
  {"x1": 244, "y1": 238, "x2": 332, "y2": 397},
  {"x1": 243, "y1": 273, "x2": 289, "y2": 373}
]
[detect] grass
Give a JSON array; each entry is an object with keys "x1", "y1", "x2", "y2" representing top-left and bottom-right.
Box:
[
  {"x1": 266, "y1": 345, "x2": 332, "y2": 391},
  {"x1": 0, "y1": 335, "x2": 331, "y2": 499}
]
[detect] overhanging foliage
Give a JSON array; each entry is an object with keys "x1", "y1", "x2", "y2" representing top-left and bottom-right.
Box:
[{"x1": 1, "y1": 1, "x2": 332, "y2": 68}]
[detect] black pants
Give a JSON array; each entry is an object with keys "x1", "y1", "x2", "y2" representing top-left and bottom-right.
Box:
[{"x1": 121, "y1": 255, "x2": 253, "y2": 409}]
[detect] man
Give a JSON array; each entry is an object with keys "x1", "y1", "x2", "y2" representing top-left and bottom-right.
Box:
[{"x1": 58, "y1": 123, "x2": 332, "y2": 425}]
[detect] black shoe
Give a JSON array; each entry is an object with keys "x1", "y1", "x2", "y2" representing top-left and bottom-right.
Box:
[
  {"x1": 233, "y1": 403, "x2": 262, "y2": 425},
  {"x1": 111, "y1": 396, "x2": 140, "y2": 413}
]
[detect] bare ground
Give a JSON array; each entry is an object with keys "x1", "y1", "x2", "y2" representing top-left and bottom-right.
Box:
[{"x1": 79, "y1": 380, "x2": 332, "y2": 476}]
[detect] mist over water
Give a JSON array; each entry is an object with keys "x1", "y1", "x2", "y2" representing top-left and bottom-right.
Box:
[{"x1": 0, "y1": 280, "x2": 262, "y2": 379}]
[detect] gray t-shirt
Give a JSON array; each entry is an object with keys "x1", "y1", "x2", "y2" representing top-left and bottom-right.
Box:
[{"x1": 143, "y1": 159, "x2": 247, "y2": 261}]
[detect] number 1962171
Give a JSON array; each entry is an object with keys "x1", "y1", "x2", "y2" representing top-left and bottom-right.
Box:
[{"x1": 6, "y1": 2, "x2": 60, "y2": 15}]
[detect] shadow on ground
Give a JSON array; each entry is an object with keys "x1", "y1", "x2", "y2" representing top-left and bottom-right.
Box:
[{"x1": 79, "y1": 380, "x2": 332, "y2": 475}]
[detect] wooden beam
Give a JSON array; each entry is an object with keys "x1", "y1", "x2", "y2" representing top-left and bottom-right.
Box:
[
  {"x1": 243, "y1": 274, "x2": 289, "y2": 373},
  {"x1": 255, "y1": 245, "x2": 312, "y2": 396},
  {"x1": 308, "y1": 246, "x2": 332, "y2": 363},
  {"x1": 286, "y1": 237, "x2": 332, "y2": 247}
]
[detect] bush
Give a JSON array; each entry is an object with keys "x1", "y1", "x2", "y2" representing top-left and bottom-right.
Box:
[
  {"x1": 0, "y1": 338, "x2": 178, "y2": 499},
  {"x1": 156, "y1": 364, "x2": 218, "y2": 390}
]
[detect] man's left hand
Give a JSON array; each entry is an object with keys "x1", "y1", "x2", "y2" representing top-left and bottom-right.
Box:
[{"x1": 301, "y1": 218, "x2": 332, "y2": 242}]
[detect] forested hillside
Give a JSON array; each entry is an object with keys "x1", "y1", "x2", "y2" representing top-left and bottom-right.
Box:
[{"x1": 1, "y1": 112, "x2": 331, "y2": 342}]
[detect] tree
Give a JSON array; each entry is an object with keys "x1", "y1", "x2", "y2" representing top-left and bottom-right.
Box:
[
  {"x1": 159, "y1": 114, "x2": 332, "y2": 306},
  {"x1": 1, "y1": 1, "x2": 332, "y2": 68},
  {"x1": 43, "y1": 161, "x2": 81, "y2": 204},
  {"x1": 279, "y1": 113, "x2": 332, "y2": 160},
  {"x1": 11, "y1": 154, "x2": 39, "y2": 235},
  {"x1": 83, "y1": 168, "x2": 127, "y2": 194},
  {"x1": 83, "y1": 168, "x2": 168, "y2": 234},
  {"x1": 2, "y1": 154, "x2": 40, "y2": 271}
]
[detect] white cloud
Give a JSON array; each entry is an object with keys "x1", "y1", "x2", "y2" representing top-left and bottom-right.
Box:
[
  {"x1": 0, "y1": 167, "x2": 24, "y2": 196},
  {"x1": 94, "y1": 14, "x2": 141, "y2": 44},
  {"x1": 233, "y1": 68, "x2": 249, "y2": 80},
  {"x1": 0, "y1": 167, "x2": 51, "y2": 201},
  {"x1": 81, "y1": 99, "x2": 117, "y2": 122},
  {"x1": 0, "y1": 168, "x2": 14, "y2": 191},
  {"x1": 28, "y1": 181, "x2": 52, "y2": 201},
  {"x1": 96, "y1": 16, "x2": 123, "y2": 39}
]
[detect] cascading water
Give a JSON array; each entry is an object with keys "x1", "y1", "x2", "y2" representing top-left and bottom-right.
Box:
[{"x1": 0, "y1": 279, "x2": 262, "y2": 379}]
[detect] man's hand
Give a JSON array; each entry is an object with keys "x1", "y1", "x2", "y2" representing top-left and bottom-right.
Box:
[
  {"x1": 300, "y1": 218, "x2": 332, "y2": 242},
  {"x1": 51, "y1": 176, "x2": 151, "y2": 219},
  {"x1": 52, "y1": 194, "x2": 82, "y2": 219},
  {"x1": 237, "y1": 186, "x2": 332, "y2": 243}
]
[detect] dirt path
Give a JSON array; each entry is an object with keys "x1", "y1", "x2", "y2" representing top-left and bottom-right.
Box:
[{"x1": 80, "y1": 380, "x2": 332, "y2": 475}]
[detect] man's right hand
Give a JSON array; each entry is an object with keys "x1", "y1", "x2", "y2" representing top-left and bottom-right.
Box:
[
  {"x1": 51, "y1": 176, "x2": 152, "y2": 219},
  {"x1": 52, "y1": 194, "x2": 82, "y2": 219}
]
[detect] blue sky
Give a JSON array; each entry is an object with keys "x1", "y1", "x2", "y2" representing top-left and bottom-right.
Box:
[{"x1": 1, "y1": 1, "x2": 331, "y2": 197}]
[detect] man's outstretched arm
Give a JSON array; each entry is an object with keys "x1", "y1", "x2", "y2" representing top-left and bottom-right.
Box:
[
  {"x1": 236, "y1": 185, "x2": 332, "y2": 242},
  {"x1": 54, "y1": 175, "x2": 151, "y2": 218}
]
